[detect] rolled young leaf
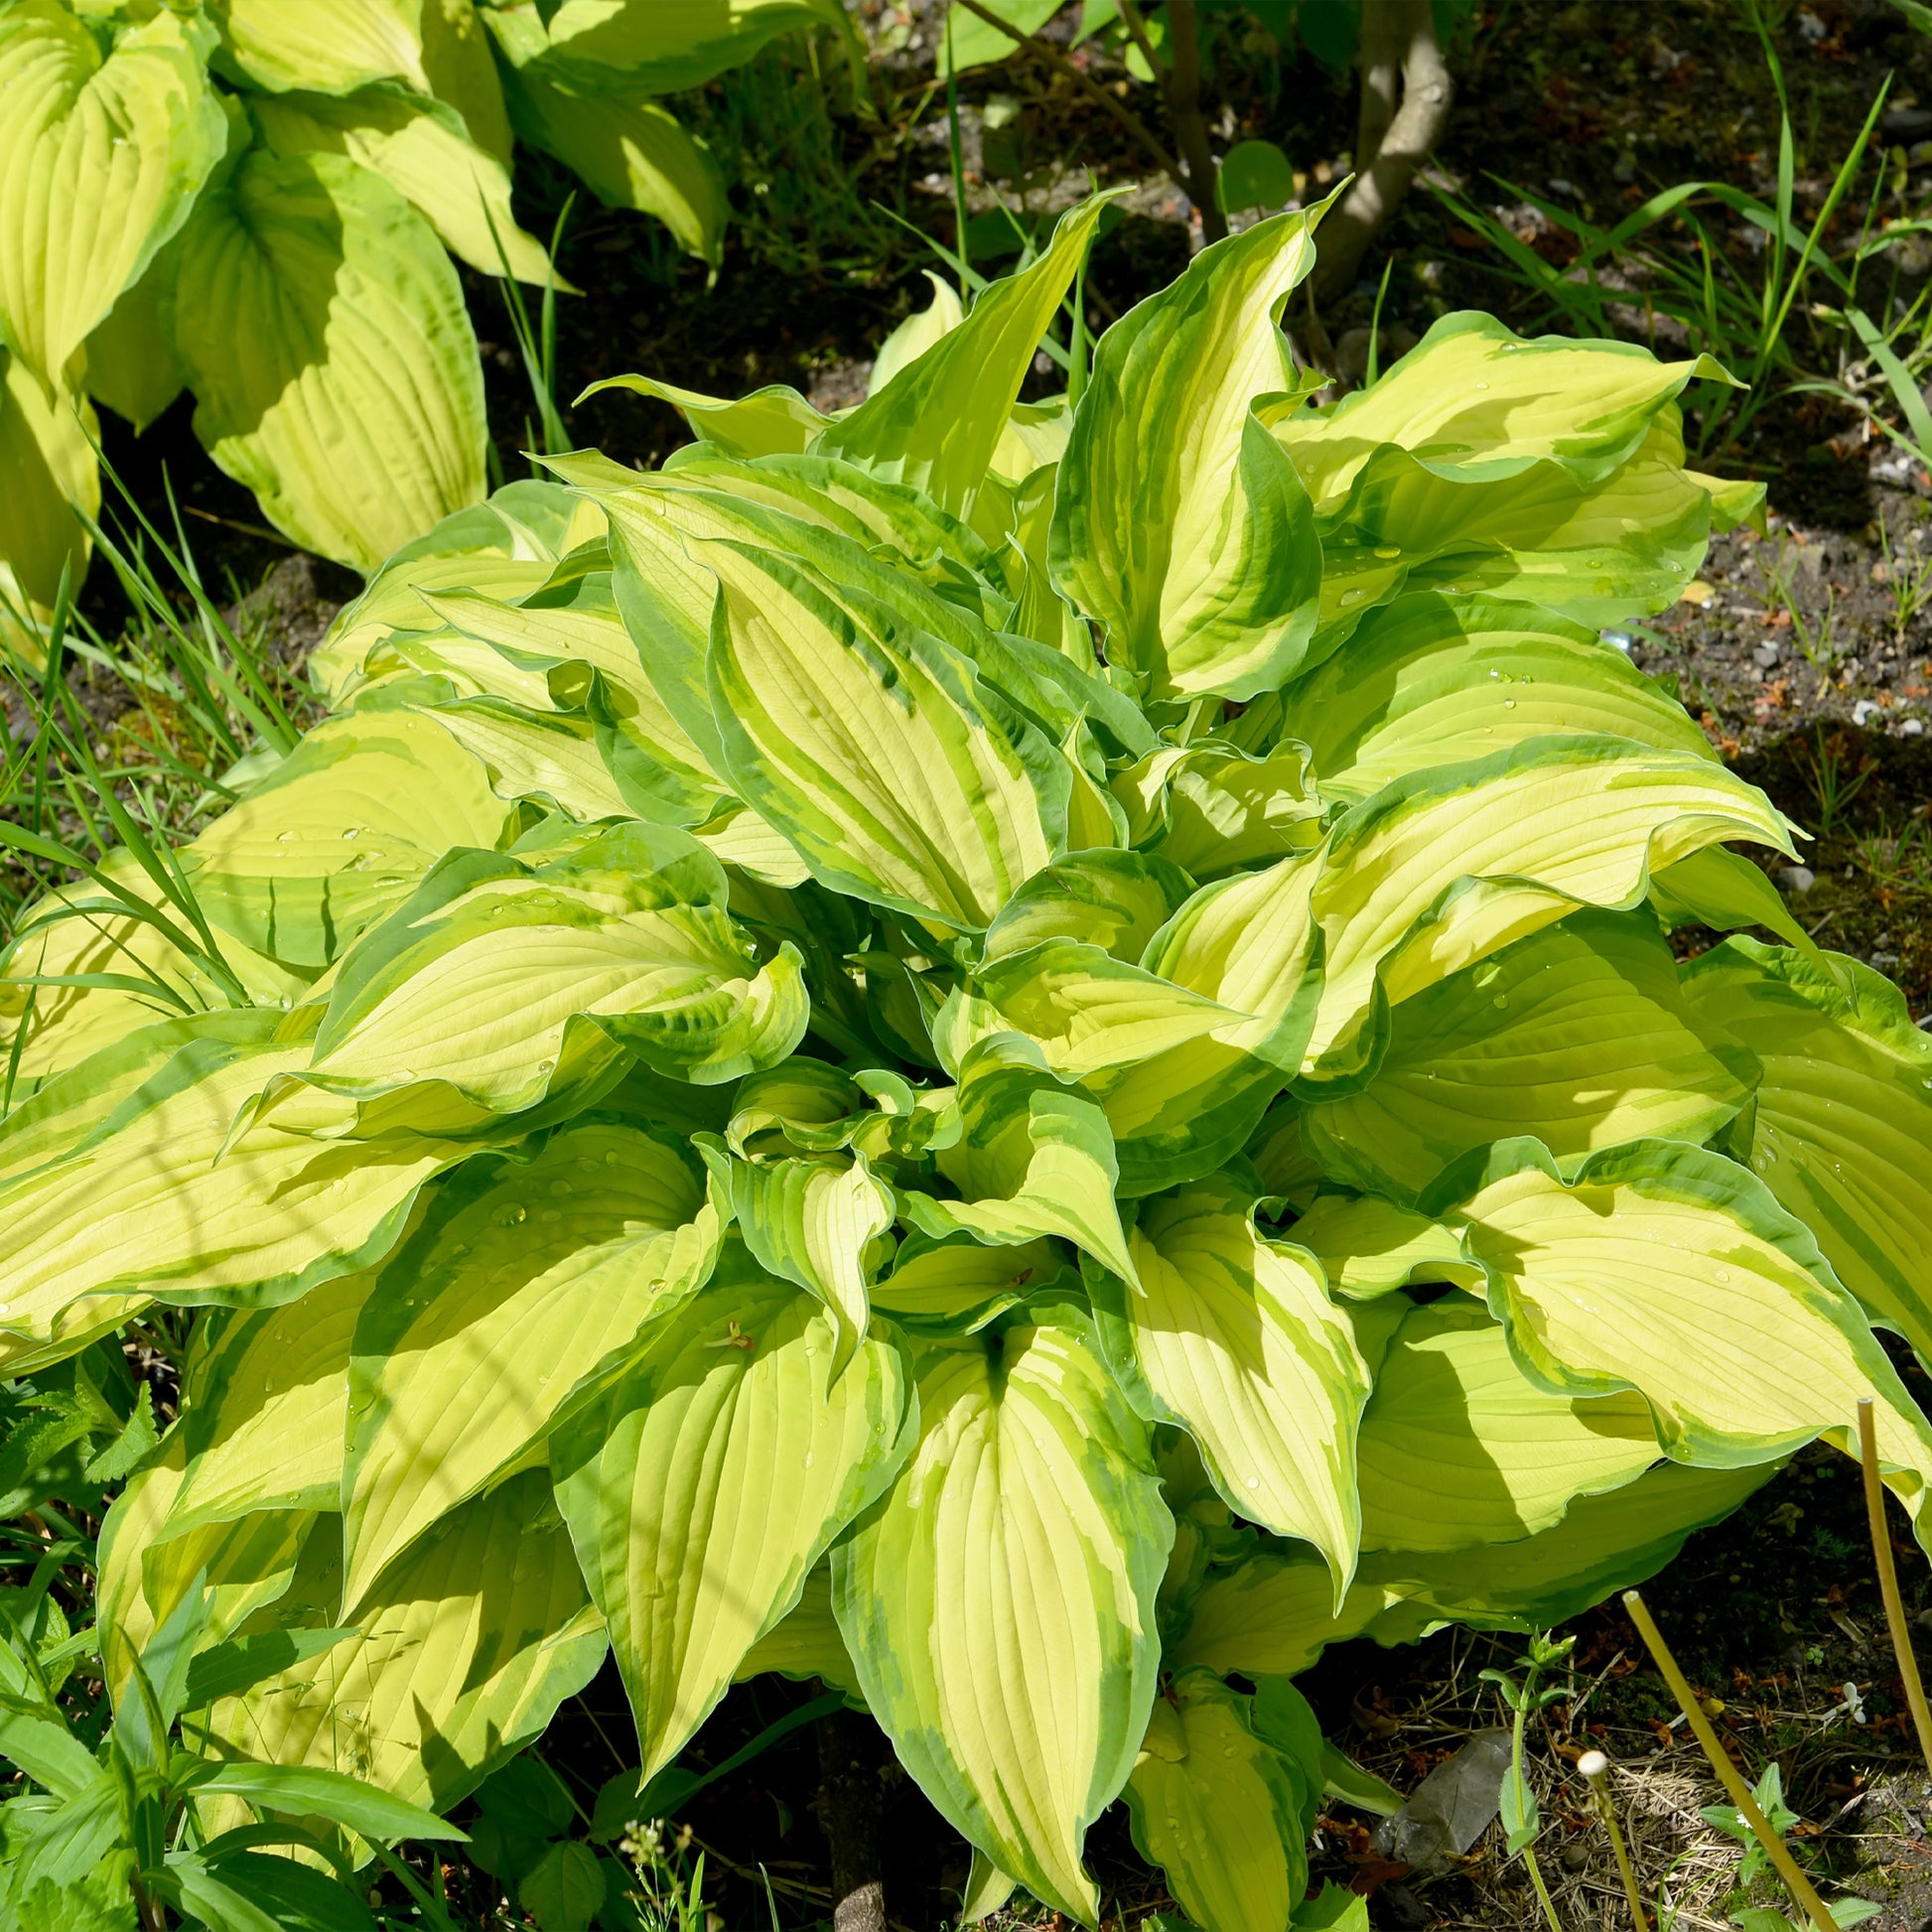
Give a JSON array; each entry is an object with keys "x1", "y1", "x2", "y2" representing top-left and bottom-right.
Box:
[{"x1": 1052, "y1": 206, "x2": 1328, "y2": 701}]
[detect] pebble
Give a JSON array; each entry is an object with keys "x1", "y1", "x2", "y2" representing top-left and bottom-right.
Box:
[
  {"x1": 1777, "y1": 865, "x2": 1818, "y2": 896},
  {"x1": 1753, "y1": 641, "x2": 1782, "y2": 670},
  {"x1": 1871, "y1": 951, "x2": 1902, "y2": 974},
  {"x1": 1853, "y1": 698, "x2": 1882, "y2": 727},
  {"x1": 1903, "y1": 717, "x2": 1926, "y2": 736}
]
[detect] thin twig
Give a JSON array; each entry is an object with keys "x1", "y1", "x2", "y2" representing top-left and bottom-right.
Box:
[
  {"x1": 946, "y1": 0, "x2": 1182, "y2": 185},
  {"x1": 1857, "y1": 1398, "x2": 1932, "y2": 1780},
  {"x1": 1623, "y1": 1589, "x2": 1842, "y2": 1932}
]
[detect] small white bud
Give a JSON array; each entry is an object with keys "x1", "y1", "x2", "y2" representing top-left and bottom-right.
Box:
[{"x1": 1578, "y1": 1749, "x2": 1610, "y2": 1780}]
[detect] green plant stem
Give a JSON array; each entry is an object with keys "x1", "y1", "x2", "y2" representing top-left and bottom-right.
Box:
[
  {"x1": 945, "y1": 10, "x2": 971, "y2": 301},
  {"x1": 1581, "y1": 1755, "x2": 1651, "y2": 1932},
  {"x1": 1507, "y1": 1696, "x2": 1565, "y2": 1932},
  {"x1": 1158, "y1": 0, "x2": 1226, "y2": 243},
  {"x1": 1857, "y1": 1398, "x2": 1932, "y2": 1781},
  {"x1": 1623, "y1": 1590, "x2": 1841, "y2": 1932}
]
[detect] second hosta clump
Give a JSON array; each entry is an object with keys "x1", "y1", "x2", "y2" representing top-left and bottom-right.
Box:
[{"x1": 9, "y1": 200, "x2": 1932, "y2": 1929}]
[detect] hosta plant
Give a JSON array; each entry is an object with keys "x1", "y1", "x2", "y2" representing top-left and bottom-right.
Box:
[
  {"x1": 0, "y1": 0, "x2": 853, "y2": 641},
  {"x1": 6, "y1": 199, "x2": 1932, "y2": 1930}
]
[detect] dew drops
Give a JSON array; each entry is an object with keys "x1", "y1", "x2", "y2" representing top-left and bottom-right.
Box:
[
  {"x1": 1339, "y1": 588, "x2": 1365, "y2": 606},
  {"x1": 1502, "y1": 698, "x2": 1517, "y2": 709},
  {"x1": 541, "y1": 1209, "x2": 561, "y2": 1223},
  {"x1": 341, "y1": 826, "x2": 362, "y2": 840},
  {"x1": 1474, "y1": 380, "x2": 1489, "y2": 390},
  {"x1": 277, "y1": 829, "x2": 298, "y2": 843},
  {"x1": 1715, "y1": 1267, "x2": 1731, "y2": 1285},
  {"x1": 1493, "y1": 994, "x2": 1508, "y2": 1009},
  {"x1": 605, "y1": 1150, "x2": 622, "y2": 1164},
  {"x1": 536, "y1": 1058, "x2": 556, "y2": 1077},
  {"x1": 1489, "y1": 668, "x2": 1502, "y2": 679},
  {"x1": 1246, "y1": 1475, "x2": 1260, "y2": 1490},
  {"x1": 1374, "y1": 544, "x2": 1401, "y2": 560},
  {"x1": 496, "y1": 1203, "x2": 527, "y2": 1227}
]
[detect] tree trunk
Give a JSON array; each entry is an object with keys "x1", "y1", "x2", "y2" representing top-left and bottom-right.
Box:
[
  {"x1": 1311, "y1": 0, "x2": 1453, "y2": 303},
  {"x1": 815, "y1": 1707, "x2": 888, "y2": 1932},
  {"x1": 1164, "y1": 0, "x2": 1227, "y2": 244}
]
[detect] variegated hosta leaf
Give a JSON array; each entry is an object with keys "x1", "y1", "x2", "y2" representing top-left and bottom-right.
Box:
[
  {"x1": 1261, "y1": 592, "x2": 1716, "y2": 804},
  {"x1": 832, "y1": 1305, "x2": 1173, "y2": 1924},
  {"x1": 1113, "y1": 740, "x2": 1324, "y2": 879},
  {"x1": 0, "y1": 1013, "x2": 475, "y2": 1366},
  {"x1": 500, "y1": 69, "x2": 728, "y2": 265},
  {"x1": 287, "y1": 825, "x2": 807, "y2": 1114},
  {"x1": 1275, "y1": 310, "x2": 1735, "y2": 508},
  {"x1": 0, "y1": 2, "x2": 224, "y2": 392},
  {"x1": 869, "y1": 1232, "x2": 1064, "y2": 1334},
  {"x1": 493, "y1": 0, "x2": 852, "y2": 96},
  {"x1": 165, "y1": 1270, "x2": 376, "y2": 1539},
  {"x1": 101, "y1": 1456, "x2": 318, "y2": 1698},
  {"x1": 701, "y1": 1149, "x2": 895, "y2": 1372},
  {"x1": 342, "y1": 1124, "x2": 717, "y2": 1609},
  {"x1": 1094, "y1": 1174, "x2": 1368, "y2": 1591},
  {"x1": 0, "y1": 853, "x2": 308, "y2": 1092},
  {"x1": 699, "y1": 537, "x2": 1065, "y2": 929},
  {"x1": 180, "y1": 707, "x2": 512, "y2": 971},
  {"x1": 870, "y1": 270, "x2": 964, "y2": 396},
  {"x1": 1356, "y1": 1300, "x2": 1659, "y2": 1553},
  {"x1": 902, "y1": 1038, "x2": 1140, "y2": 1287},
  {"x1": 982, "y1": 851, "x2": 1193, "y2": 965},
  {"x1": 196, "y1": 1478, "x2": 607, "y2": 1812},
  {"x1": 250, "y1": 82, "x2": 558, "y2": 284},
  {"x1": 551, "y1": 1272, "x2": 914, "y2": 1781},
  {"x1": 81, "y1": 255, "x2": 185, "y2": 432},
  {"x1": 1170, "y1": 1459, "x2": 1773, "y2": 1679},
  {"x1": 420, "y1": 580, "x2": 725, "y2": 823},
  {"x1": 817, "y1": 195, "x2": 1115, "y2": 517},
  {"x1": 1682, "y1": 938, "x2": 1932, "y2": 1356},
  {"x1": 171, "y1": 149, "x2": 486, "y2": 572},
  {"x1": 1054, "y1": 207, "x2": 1325, "y2": 700},
  {"x1": 1299, "y1": 735, "x2": 1796, "y2": 1087},
  {"x1": 420, "y1": 0, "x2": 511, "y2": 160},
  {"x1": 1433, "y1": 1139, "x2": 1932, "y2": 1518},
  {"x1": 0, "y1": 346, "x2": 98, "y2": 631},
  {"x1": 961, "y1": 940, "x2": 1241, "y2": 1081},
  {"x1": 208, "y1": 0, "x2": 430, "y2": 94},
  {"x1": 1285, "y1": 1194, "x2": 1480, "y2": 1300},
  {"x1": 1302, "y1": 909, "x2": 1751, "y2": 1198},
  {"x1": 733, "y1": 1564, "x2": 865, "y2": 1705},
  {"x1": 1124, "y1": 1671, "x2": 1311, "y2": 1932},
  {"x1": 1329, "y1": 419, "x2": 1742, "y2": 629}
]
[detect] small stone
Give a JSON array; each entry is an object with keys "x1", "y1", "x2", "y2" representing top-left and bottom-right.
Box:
[
  {"x1": 1902, "y1": 717, "x2": 1926, "y2": 736},
  {"x1": 1777, "y1": 865, "x2": 1818, "y2": 896},
  {"x1": 1853, "y1": 697, "x2": 1882, "y2": 727},
  {"x1": 1753, "y1": 641, "x2": 1782, "y2": 670},
  {"x1": 1870, "y1": 951, "x2": 1902, "y2": 974}
]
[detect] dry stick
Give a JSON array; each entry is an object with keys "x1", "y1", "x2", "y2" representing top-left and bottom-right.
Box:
[
  {"x1": 1857, "y1": 1397, "x2": 1932, "y2": 1781},
  {"x1": 1622, "y1": 1590, "x2": 1841, "y2": 1932},
  {"x1": 1578, "y1": 1750, "x2": 1651, "y2": 1932},
  {"x1": 946, "y1": 0, "x2": 1181, "y2": 186}
]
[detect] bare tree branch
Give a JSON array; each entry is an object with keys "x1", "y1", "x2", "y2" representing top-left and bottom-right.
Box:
[
  {"x1": 1164, "y1": 0, "x2": 1226, "y2": 243},
  {"x1": 1312, "y1": 0, "x2": 1452, "y2": 303},
  {"x1": 947, "y1": 0, "x2": 1182, "y2": 186}
]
